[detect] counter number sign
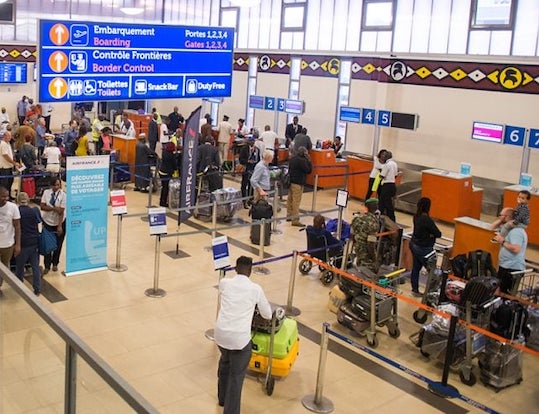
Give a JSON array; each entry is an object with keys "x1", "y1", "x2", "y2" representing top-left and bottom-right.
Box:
[
  {"x1": 503, "y1": 125, "x2": 526, "y2": 147},
  {"x1": 361, "y1": 108, "x2": 376, "y2": 125},
  {"x1": 529, "y1": 129, "x2": 539, "y2": 149}
]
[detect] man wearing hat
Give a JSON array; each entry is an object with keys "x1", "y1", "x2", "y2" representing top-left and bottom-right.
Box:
[
  {"x1": 351, "y1": 198, "x2": 381, "y2": 270},
  {"x1": 134, "y1": 133, "x2": 157, "y2": 192},
  {"x1": 15, "y1": 192, "x2": 42, "y2": 295}
]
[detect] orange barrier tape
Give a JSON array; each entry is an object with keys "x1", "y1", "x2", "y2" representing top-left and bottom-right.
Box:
[{"x1": 298, "y1": 253, "x2": 539, "y2": 358}]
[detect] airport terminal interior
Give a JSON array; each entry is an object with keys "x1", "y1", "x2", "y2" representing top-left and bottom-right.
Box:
[{"x1": 1, "y1": 1, "x2": 539, "y2": 413}]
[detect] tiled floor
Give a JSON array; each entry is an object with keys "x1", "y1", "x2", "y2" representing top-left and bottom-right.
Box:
[{"x1": 1, "y1": 176, "x2": 538, "y2": 413}]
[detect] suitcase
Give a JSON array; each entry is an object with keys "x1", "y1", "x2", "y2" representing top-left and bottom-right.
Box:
[
  {"x1": 337, "y1": 302, "x2": 369, "y2": 335},
  {"x1": 338, "y1": 276, "x2": 363, "y2": 298},
  {"x1": 34, "y1": 173, "x2": 53, "y2": 201},
  {"x1": 526, "y1": 307, "x2": 539, "y2": 351},
  {"x1": 204, "y1": 168, "x2": 223, "y2": 192},
  {"x1": 251, "y1": 318, "x2": 298, "y2": 358},
  {"x1": 249, "y1": 337, "x2": 299, "y2": 377},
  {"x1": 459, "y1": 276, "x2": 498, "y2": 307},
  {"x1": 490, "y1": 300, "x2": 529, "y2": 340},
  {"x1": 213, "y1": 187, "x2": 242, "y2": 221},
  {"x1": 351, "y1": 293, "x2": 393, "y2": 322},
  {"x1": 112, "y1": 162, "x2": 131, "y2": 183},
  {"x1": 251, "y1": 307, "x2": 285, "y2": 333},
  {"x1": 22, "y1": 177, "x2": 36, "y2": 199},
  {"x1": 250, "y1": 221, "x2": 271, "y2": 246},
  {"x1": 328, "y1": 285, "x2": 348, "y2": 314},
  {"x1": 168, "y1": 178, "x2": 181, "y2": 210},
  {"x1": 479, "y1": 337, "x2": 523, "y2": 391},
  {"x1": 195, "y1": 191, "x2": 212, "y2": 218}
]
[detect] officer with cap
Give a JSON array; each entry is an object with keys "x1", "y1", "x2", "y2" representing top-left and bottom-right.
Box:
[{"x1": 351, "y1": 198, "x2": 381, "y2": 270}]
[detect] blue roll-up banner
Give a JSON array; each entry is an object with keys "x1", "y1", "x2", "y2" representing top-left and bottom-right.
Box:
[
  {"x1": 65, "y1": 156, "x2": 109, "y2": 276},
  {"x1": 179, "y1": 106, "x2": 201, "y2": 223}
]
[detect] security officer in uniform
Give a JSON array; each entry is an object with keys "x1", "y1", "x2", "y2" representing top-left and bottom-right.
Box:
[{"x1": 351, "y1": 198, "x2": 381, "y2": 270}]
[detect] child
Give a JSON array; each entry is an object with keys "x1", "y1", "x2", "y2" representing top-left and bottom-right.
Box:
[{"x1": 491, "y1": 190, "x2": 531, "y2": 238}]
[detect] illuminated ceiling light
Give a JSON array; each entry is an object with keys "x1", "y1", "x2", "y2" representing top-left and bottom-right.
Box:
[
  {"x1": 230, "y1": 0, "x2": 261, "y2": 7},
  {"x1": 0, "y1": 0, "x2": 9, "y2": 4},
  {"x1": 120, "y1": 7, "x2": 145, "y2": 15}
]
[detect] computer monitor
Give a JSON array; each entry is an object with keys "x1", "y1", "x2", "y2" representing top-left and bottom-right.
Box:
[
  {"x1": 0, "y1": 62, "x2": 27, "y2": 84},
  {"x1": 471, "y1": 121, "x2": 504, "y2": 143}
]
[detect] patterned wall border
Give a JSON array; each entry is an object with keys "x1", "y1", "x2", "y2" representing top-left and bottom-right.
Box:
[
  {"x1": 234, "y1": 52, "x2": 539, "y2": 95},
  {"x1": 0, "y1": 45, "x2": 37, "y2": 61}
]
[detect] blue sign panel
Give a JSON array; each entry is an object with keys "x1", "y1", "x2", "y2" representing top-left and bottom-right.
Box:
[
  {"x1": 529, "y1": 129, "x2": 539, "y2": 149},
  {"x1": 38, "y1": 20, "x2": 234, "y2": 102},
  {"x1": 249, "y1": 95, "x2": 264, "y2": 109},
  {"x1": 339, "y1": 106, "x2": 361, "y2": 123},
  {"x1": 264, "y1": 97, "x2": 276, "y2": 111},
  {"x1": 377, "y1": 110, "x2": 391, "y2": 127},
  {"x1": 0, "y1": 63, "x2": 27, "y2": 84},
  {"x1": 503, "y1": 125, "x2": 526, "y2": 147},
  {"x1": 277, "y1": 98, "x2": 286, "y2": 112},
  {"x1": 361, "y1": 108, "x2": 376, "y2": 125}
]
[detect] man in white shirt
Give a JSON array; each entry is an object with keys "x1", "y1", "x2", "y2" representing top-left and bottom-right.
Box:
[
  {"x1": 42, "y1": 141, "x2": 62, "y2": 173},
  {"x1": 214, "y1": 256, "x2": 272, "y2": 414},
  {"x1": 0, "y1": 186, "x2": 21, "y2": 290},
  {"x1": 379, "y1": 151, "x2": 398, "y2": 222},
  {"x1": 259, "y1": 125, "x2": 278, "y2": 152},
  {"x1": 0, "y1": 129, "x2": 20, "y2": 196},
  {"x1": 217, "y1": 115, "x2": 233, "y2": 166}
]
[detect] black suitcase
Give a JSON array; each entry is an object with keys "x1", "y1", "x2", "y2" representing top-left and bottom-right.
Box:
[
  {"x1": 459, "y1": 276, "x2": 498, "y2": 307},
  {"x1": 250, "y1": 199, "x2": 273, "y2": 245},
  {"x1": 34, "y1": 173, "x2": 53, "y2": 201},
  {"x1": 251, "y1": 306, "x2": 285, "y2": 333},
  {"x1": 338, "y1": 276, "x2": 363, "y2": 298},
  {"x1": 490, "y1": 300, "x2": 529, "y2": 340},
  {"x1": 337, "y1": 302, "x2": 369, "y2": 335},
  {"x1": 204, "y1": 168, "x2": 223, "y2": 192}
]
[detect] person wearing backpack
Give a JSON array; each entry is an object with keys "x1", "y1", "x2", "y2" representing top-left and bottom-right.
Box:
[
  {"x1": 492, "y1": 207, "x2": 528, "y2": 294},
  {"x1": 410, "y1": 197, "x2": 441, "y2": 296}
]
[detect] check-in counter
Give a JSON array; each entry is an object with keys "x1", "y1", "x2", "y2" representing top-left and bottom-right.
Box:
[
  {"x1": 111, "y1": 134, "x2": 137, "y2": 181},
  {"x1": 453, "y1": 216, "x2": 499, "y2": 268},
  {"x1": 347, "y1": 155, "x2": 374, "y2": 200},
  {"x1": 306, "y1": 149, "x2": 348, "y2": 188},
  {"x1": 503, "y1": 185, "x2": 539, "y2": 245},
  {"x1": 422, "y1": 169, "x2": 483, "y2": 222}
]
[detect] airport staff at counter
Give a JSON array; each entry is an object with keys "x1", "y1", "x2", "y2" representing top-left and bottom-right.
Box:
[
  {"x1": 305, "y1": 148, "x2": 348, "y2": 188},
  {"x1": 421, "y1": 168, "x2": 483, "y2": 222}
]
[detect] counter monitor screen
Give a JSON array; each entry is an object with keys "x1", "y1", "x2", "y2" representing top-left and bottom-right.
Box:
[
  {"x1": 0, "y1": 63, "x2": 27, "y2": 84},
  {"x1": 339, "y1": 106, "x2": 361, "y2": 123},
  {"x1": 284, "y1": 99, "x2": 304, "y2": 115},
  {"x1": 471, "y1": 121, "x2": 504, "y2": 143}
]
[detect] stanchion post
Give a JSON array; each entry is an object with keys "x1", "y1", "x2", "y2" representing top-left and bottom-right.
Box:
[
  {"x1": 253, "y1": 219, "x2": 270, "y2": 275},
  {"x1": 336, "y1": 206, "x2": 343, "y2": 240},
  {"x1": 108, "y1": 214, "x2": 128, "y2": 272},
  {"x1": 302, "y1": 322, "x2": 334, "y2": 413},
  {"x1": 272, "y1": 184, "x2": 282, "y2": 235},
  {"x1": 205, "y1": 268, "x2": 226, "y2": 341},
  {"x1": 146, "y1": 168, "x2": 154, "y2": 208},
  {"x1": 341, "y1": 239, "x2": 351, "y2": 271},
  {"x1": 311, "y1": 174, "x2": 319, "y2": 212},
  {"x1": 145, "y1": 235, "x2": 166, "y2": 297},
  {"x1": 283, "y1": 250, "x2": 301, "y2": 316},
  {"x1": 204, "y1": 200, "x2": 219, "y2": 252}
]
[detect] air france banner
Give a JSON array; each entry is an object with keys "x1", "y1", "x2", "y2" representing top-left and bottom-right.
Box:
[
  {"x1": 65, "y1": 156, "x2": 109, "y2": 276},
  {"x1": 179, "y1": 106, "x2": 201, "y2": 223},
  {"x1": 38, "y1": 20, "x2": 234, "y2": 102}
]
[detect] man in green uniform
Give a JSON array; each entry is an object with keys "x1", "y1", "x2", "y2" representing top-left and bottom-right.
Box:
[{"x1": 351, "y1": 198, "x2": 381, "y2": 269}]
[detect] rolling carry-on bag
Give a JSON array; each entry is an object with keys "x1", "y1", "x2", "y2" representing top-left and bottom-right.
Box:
[
  {"x1": 249, "y1": 337, "x2": 299, "y2": 377},
  {"x1": 337, "y1": 302, "x2": 370, "y2": 335},
  {"x1": 250, "y1": 199, "x2": 273, "y2": 246},
  {"x1": 251, "y1": 317, "x2": 298, "y2": 358},
  {"x1": 252, "y1": 307, "x2": 285, "y2": 333},
  {"x1": 459, "y1": 276, "x2": 498, "y2": 307},
  {"x1": 338, "y1": 276, "x2": 364, "y2": 298}
]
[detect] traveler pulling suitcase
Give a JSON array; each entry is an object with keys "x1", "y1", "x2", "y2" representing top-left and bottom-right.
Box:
[{"x1": 250, "y1": 198, "x2": 273, "y2": 246}]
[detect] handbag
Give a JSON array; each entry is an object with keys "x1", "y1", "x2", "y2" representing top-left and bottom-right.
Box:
[
  {"x1": 235, "y1": 163, "x2": 246, "y2": 174},
  {"x1": 39, "y1": 227, "x2": 58, "y2": 256}
]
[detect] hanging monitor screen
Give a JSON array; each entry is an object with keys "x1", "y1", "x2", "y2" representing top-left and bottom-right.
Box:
[
  {"x1": 0, "y1": 63, "x2": 27, "y2": 84},
  {"x1": 339, "y1": 106, "x2": 361, "y2": 123},
  {"x1": 471, "y1": 121, "x2": 504, "y2": 143}
]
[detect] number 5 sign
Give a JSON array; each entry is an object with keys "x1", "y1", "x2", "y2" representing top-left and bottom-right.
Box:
[
  {"x1": 503, "y1": 125, "x2": 526, "y2": 146},
  {"x1": 528, "y1": 129, "x2": 539, "y2": 149}
]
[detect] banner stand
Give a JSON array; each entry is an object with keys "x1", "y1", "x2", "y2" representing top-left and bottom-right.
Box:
[
  {"x1": 145, "y1": 235, "x2": 166, "y2": 298},
  {"x1": 108, "y1": 214, "x2": 128, "y2": 272}
]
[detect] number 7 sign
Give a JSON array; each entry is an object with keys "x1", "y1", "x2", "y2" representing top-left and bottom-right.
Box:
[{"x1": 529, "y1": 129, "x2": 539, "y2": 149}]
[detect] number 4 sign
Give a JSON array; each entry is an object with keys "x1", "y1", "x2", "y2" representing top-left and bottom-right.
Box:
[{"x1": 529, "y1": 129, "x2": 539, "y2": 149}]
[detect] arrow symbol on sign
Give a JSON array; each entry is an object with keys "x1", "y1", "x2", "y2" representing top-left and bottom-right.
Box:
[
  {"x1": 54, "y1": 25, "x2": 65, "y2": 44},
  {"x1": 54, "y1": 53, "x2": 64, "y2": 71},
  {"x1": 53, "y1": 79, "x2": 64, "y2": 97}
]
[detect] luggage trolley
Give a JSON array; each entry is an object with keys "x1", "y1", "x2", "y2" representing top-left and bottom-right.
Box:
[
  {"x1": 345, "y1": 267, "x2": 406, "y2": 348},
  {"x1": 411, "y1": 236, "x2": 454, "y2": 324}
]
